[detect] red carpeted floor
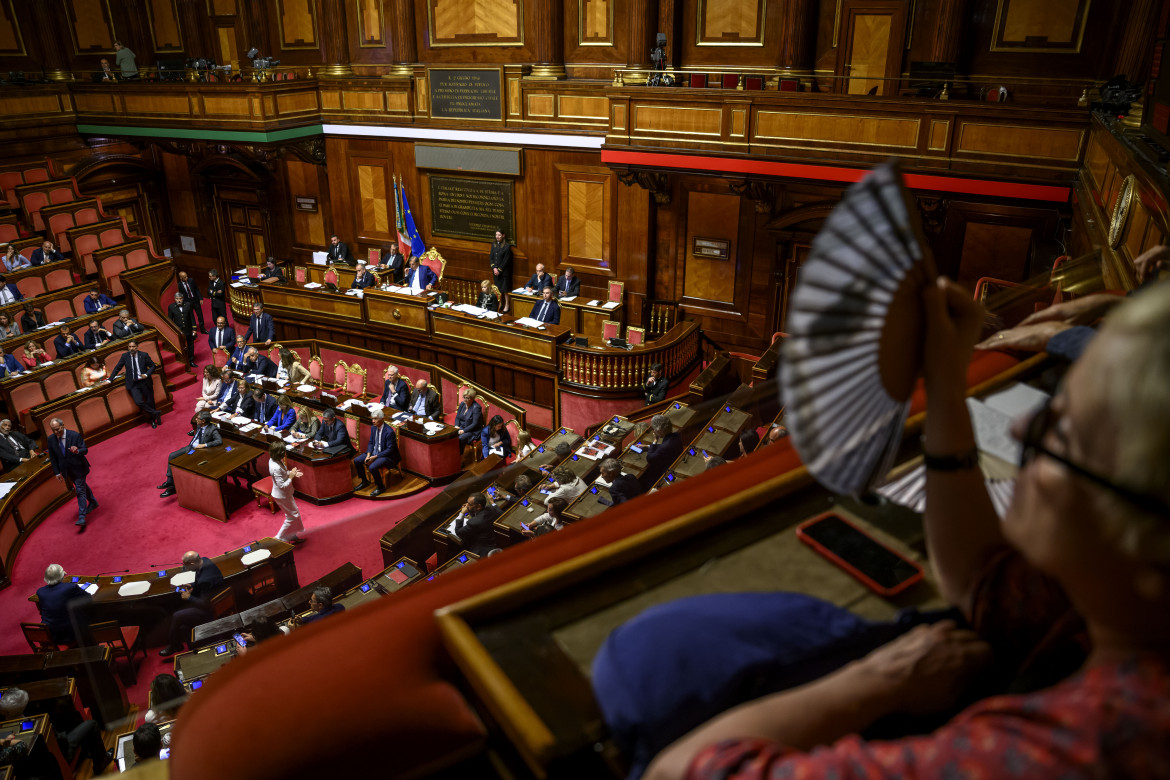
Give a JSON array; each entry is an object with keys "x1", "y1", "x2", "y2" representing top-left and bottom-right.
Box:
[{"x1": 0, "y1": 303, "x2": 441, "y2": 712}]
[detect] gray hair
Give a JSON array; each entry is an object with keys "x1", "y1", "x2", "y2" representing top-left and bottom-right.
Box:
[
  {"x1": 371, "y1": 410, "x2": 384, "y2": 422},
  {"x1": 312, "y1": 585, "x2": 334, "y2": 608},
  {"x1": 650, "y1": 414, "x2": 671, "y2": 436},
  {"x1": 197, "y1": 410, "x2": 212, "y2": 423},
  {"x1": 600, "y1": 457, "x2": 622, "y2": 476},
  {"x1": 0, "y1": 688, "x2": 28, "y2": 719},
  {"x1": 49, "y1": 417, "x2": 64, "y2": 427},
  {"x1": 44, "y1": 563, "x2": 65, "y2": 585},
  {"x1": 119, "y1": 309, "x2": 130, "y2": 317}
]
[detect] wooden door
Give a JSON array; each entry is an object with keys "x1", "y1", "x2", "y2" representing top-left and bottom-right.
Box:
[
  {"x1": 836, "y1": 1, "x2": 907, "y2": 96},
  {"x1": 222, "y1": 201, "x2": 269, "y2": 266}
]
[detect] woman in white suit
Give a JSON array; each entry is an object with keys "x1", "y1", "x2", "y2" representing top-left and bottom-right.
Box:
[{"x1": 268, "y1": 440, "x2": 305, "y2": 544}]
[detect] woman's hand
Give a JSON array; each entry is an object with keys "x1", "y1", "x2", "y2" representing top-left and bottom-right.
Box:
[
  {"x1": 922, "y1": 277, "x2": 985, "y2": 394},
  {"x1": 975, "y1": 320, "x2": 1070, "y2": 352},
  {"x1": 1017, "y1": 293, "x2": 1122, "y2": 327}
]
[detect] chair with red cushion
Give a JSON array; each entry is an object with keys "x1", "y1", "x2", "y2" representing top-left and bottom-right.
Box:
[{"x1": 90, "y1": 619, "x2": 145, "y2": 684}]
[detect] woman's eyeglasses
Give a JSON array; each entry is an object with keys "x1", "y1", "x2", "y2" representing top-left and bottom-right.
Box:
[{"x1": 1020, "y1": 397, "x2": 1170, "y2": 517}]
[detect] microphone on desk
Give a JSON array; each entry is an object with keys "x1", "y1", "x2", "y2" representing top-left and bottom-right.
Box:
[
  {"x1": 149, "y1": 562, "x2": 182, "y2": 568},
  {"x1": 97, "y1": 568, "x2": 130, "y2": 575}
]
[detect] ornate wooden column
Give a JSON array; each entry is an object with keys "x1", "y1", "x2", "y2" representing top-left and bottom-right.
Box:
[
  {"x1": 776, "y1": 0, "x2": 817, "y2": 85},
  {"x1": 528, "y1": 0, "x2": 566, "y2": 79},
  {"x1": 657, "y1": 0, "x2": 682, "y2": 71},
  {"x1": 29, "y1": 1, "x2": 72, "y2": 81},
  {"x1": 318, "y1": 0, "x2": 354, "y2": 77},
  {"x1": 1115, "y1": 0, "x2": 1160, "y2": 84},
  {"x1": 929, "y1": 0, "x2": 968, "y2": 64},
  {"x1": 627, "y1": 0, "x2": 659, "y2": 72},
  {"x1": 177, "y1": 0, "x2": 212, "y2": 58},
  {"x1": 386, "y1": 0, "x2": 418, "y2": 76}
]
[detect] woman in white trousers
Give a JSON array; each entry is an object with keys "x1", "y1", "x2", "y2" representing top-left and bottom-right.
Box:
[{"x1": 268, "y1": 440, "x2": 305, "y2": 544}]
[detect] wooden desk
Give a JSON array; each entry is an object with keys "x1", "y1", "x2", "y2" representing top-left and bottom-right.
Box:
[
  {"x1": 260, "y1": 283, "x2": 365, "y2": 327},
  {"x1": 517, "y1": 429, "x2": 584, "y2": 471},
  {"x1": 508, "y1": 288, "x2": 624, "y2": 336},
  {"x1": 564, "y1": 484, "x2": 614, "y2": 521},
  {"x1": 431, "y1": 307, "x2": 570, "y2": 367},
  {"x1": 0, "y1": 713, "x2": 70, "y2": 780},
  {"x1": 0, "y1": 457, "x2": 71, "y2": 591},
  {"x1": 115, "y1": 720, "x2": 173, "y2": 771},
  {"x1": 169, "y1": 442, "x2": 265, "y2": 522},
  {"x1": 216, "y1": 422, "x2": 355, "y2": 503},
  {"x1": 0, "y1": 677, "x2": 82, "y2": 730},
  {"x1": 363, "y1": 287, "x2": 432, "y2": 335},
  {"x1": 173, "y1": 640, "x2": 239, "y2": 685},
  {"x1": 0, "y1": 646, "x2": 129, "y2": 726}
]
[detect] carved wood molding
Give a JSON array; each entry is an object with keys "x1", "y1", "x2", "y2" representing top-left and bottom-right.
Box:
[
  {"x1": 617, "y1": 171, "x2": 670, "y2": 204},
  {"x1": 763, "y1": 202, "x2": 835, "y2": 232},
  {"x1": 729, "y1": 180, "x2": 775, "y2": 214},
  {"x1": 917, "y1": 196, "x2": 949, "y2": 234}
]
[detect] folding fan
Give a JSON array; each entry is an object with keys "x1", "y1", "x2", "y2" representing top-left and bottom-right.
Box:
[
  {"x1": 875, "y1": 463, "x2": 1016, "y2": 519},
  {"x1": 780, "y1": 161, "x2": 936, "y2": 495}
]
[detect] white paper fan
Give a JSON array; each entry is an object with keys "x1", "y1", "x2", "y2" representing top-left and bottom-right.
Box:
[
  {"x1": 780, "y1": 161, "x2": 935, "y2": 494},
  {"x1": 875, "y1": 462, "x2": 1016, "y2": 519}
]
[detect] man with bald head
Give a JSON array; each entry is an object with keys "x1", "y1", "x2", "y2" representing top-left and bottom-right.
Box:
[
  {"x1": 158, "y1": 550, "x2": 224, "y2": 657},
  {"x1": 408, "y1": 378, "x2": 441, "y2": 420}
]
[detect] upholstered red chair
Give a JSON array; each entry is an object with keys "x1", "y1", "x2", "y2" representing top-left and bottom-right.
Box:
[
  {"x1": 332, "y1": 361, "x2": 348, "y2": 391},
  {"x1": 323, "y1": 266, "x2": 340, "y2": 287},
  {"x1": 0, "y1": 223, "x2": 17, "y2": 243},
  {"x1": 689, "y1": 73, "x2": 706, "y2": 88},
  {"x1": 601, "y1": 320, "x2": 620, "y2": 341},
  {"x1": 90, "y1": 620, "x2": 145, "y2": 684},
  {"x1": 213, "y1": 347, "x2": 230, "y2": 369},
  {"x1": 307, "y1": 355, "x2": 323, "y2": 385},
  {"x1": 44, "y1": 369, "x2": 78, "y2": 399},
  {"x1": 418, "y1": 247, "x2": 446, "y2": 285},
  {"x1": 268, "y1": 344, "x2": 282, "y2": 364},
  {"x1": 746, "y1": 75, "x2": 766, "y2": 90},
  {"x1": 246, "y1": 265, "x2": 261, "y2": 280},
  {"x1": 75, "y1": 397, "x2": 111, "y2": 435},
  {"x1": 627, "y1": 326, "x2": 646, "y2": 346},
  {"x1": 723, "y1": 73, "x2": 739, "y2": 89},
  {"x1": 345, "y1": 362, "x2": 367, "y2": 398},
  {"x1": 294, "y1": 266, "x2": 308, "y2": 284},
  {"x1": 608, "y1": 280, "x2": 624, "y2": 303},
  {"x1": 368, "y1": 248, "x2": 381, "y2": 266}
]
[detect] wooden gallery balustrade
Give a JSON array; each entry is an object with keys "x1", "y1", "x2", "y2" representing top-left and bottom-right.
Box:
[{"x1": 558, "y1": 322, "x2": 700, "y2": 392}]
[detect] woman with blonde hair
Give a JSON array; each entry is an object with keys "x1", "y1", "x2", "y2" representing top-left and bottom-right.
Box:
[{"x1": 20, "y1": 339, "x2": 47, "y2": 368}]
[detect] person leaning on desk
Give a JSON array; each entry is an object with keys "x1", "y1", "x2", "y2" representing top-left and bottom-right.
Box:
[{"x1": 529, "y1": 286, "x2": 561, "y2": 325}]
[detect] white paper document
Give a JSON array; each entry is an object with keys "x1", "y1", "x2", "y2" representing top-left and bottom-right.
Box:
[
  {"x1": 303, "y1": 282, "x2": 323, "y2": 289},
  {"x1": 586, "y1": 300, "x2": 601, "y2": 307},
  {"x1": 559, "y1": 296, "x2": 577, "y2": 302},
  {"x1": 0, "y1": 482, "x2": 16, "y2": 500},
  {"x1": 966, "y1": 398, "x2": 1023, "y2": 465},
  {"x1": 981, "y1": 383, "x2": 1049, "y2": 420},
  {"x1": 602, "y1": 301, "x2": 620, "y2": 309},
  {"x1": 514, "y1": 317, "x2": 546, "y2": 329},
  {"x1": 312, "y1": 251, "x2": 328, "y2": 265}
]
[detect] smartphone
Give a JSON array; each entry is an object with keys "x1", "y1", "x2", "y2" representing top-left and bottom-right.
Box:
[
  {"x1": 20, "y1": 720, "x2": 34, "y2": 732},
  {"x1": 232, "y1": 632, "x2": 247, "y2": 648},
  {"x1": 521, "y1": 522, "x2": 530, "y2": 531},
  {"x1": 796, "y1": 513, "x2": 924, "y2": 597},
  {"x1": 360, "y1": 583, "x2": 372, "y2": 593},
  {"x1": 214, "y1": 643, "x2": 229, "y2": 656}
]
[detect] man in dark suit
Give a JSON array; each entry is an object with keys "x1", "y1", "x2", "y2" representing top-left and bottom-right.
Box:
[
  {"x1": 207, "y1": 316, "x2": 236, "y2": 353},
  {"x1": 207, "y1": 269, "x2": 227, "y2": 325},
  {"x1": 210, "y1": 374, "x2": 240, "y2": 413},
  {"x1": 644, "y1": 362, "x2": 668, "y2": 404},
  {"x1": 35, "y1": 564, "x2": 91, "y2": 644},
  {"x1": 377, "y1": 244, "x2": 404, "y2": 283},
  {"x1": 242, "y1": 388, "x2": 277, "y2": 424},
  {"x1": 242, "y1": 347, "x2": 278, "y2": 378},
  {"x1": 83, "y1": 289, "x2": 117, "y2": 314},
  {"x1": 0, "y1": 274, "x2": 21, "y2": 305},
  {"x1": 645, "y1": 413, "x2": 683, "y2": 476},
  {"x1": 326, "y1": 234, "x2": 354, "y2": 266},
  {"x1": 450, "y1": 493, "x2": 501, "y2": 557},
  {"x1": 379, "y1": 366, "x2": 410, "y2": 411},
  {"x1": 260, "y1": 257, "x2": 285, "y2": 282},
  {"x1": 176, "y1": 271, "x2": 206, "y2": 333},
  {"x1": 600, "y1": 458, "x2": 646, "y2": 506},
  {"x1": 408, "y1": 378, "x2": 441, "y2": 420},
  {"x1": 53, "y1": 325, "x2": 83, "y2": 358},
  {"x1": 47, "y1": 417, "x2": 98, "y2": 530},
  {"x1": 353, "y1": 411, "x2": 399, "y2": 497},
  {"x1": 106, "y1": 340, "x2": 162, "y2": 428},
  {"x1": 29, "y1": 240, "x2": 65, "y2": 267},
  {"x1": 350, "y1": 262, "x2": 377, "y2": 290},
  {"x1": 454, "y1": 387, "x2": 484, "y2": 446},
  {"x1": 0, "y1": 346, "x2": 22, "y2": 378},
  {"x1": 489, "y1": 229, "x2": 513, "y2": 302},
  {"x1": 529, "y1": 286, "x2": 561, "y2": 325},
  {"x1": 112, "y1": 308, "x2": 144, "y2": 339},
  {"x1": 244, "y1": 302, "x2": 275, "y2": 348},
  {"x1": 291, "y1": 586, "x2": 345, "y2": 628},
  {"x1": 556, "y1": 266, "x2": 580, "y2": 298},
  {"x1": 311, "y1": 408, "x2": 350, "y2": 450},
  {"x1": 158, "y1": 411, "x2": 223, "y2": 497},
  {"x1": 158, "y1": 551, "x2": 224, "y2": 656},
  {"x1": 0, "y1": 417, "x2": 35, "y2": 470},
  {"x1": 226, "y1": 335, "x2": 249, "y2": 371},
  {"x1": 403, "y1": 257, "x2": 437, "y2": 293},
  {"x1": 523, "y1": 263, "x2": 554, "y2": 293},
  {"x1": 168, "y1": 291, "x2": 197, "y2": 366},
  {"x1": 83, "y1": 320, "x2": 113, "y2": 350}
]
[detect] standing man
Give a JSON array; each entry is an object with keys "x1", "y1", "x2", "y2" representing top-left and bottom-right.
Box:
[
  {"x1": 158, "y1": 551, "x2": 224, "y2": 657},
  {"x1": 112, "y1": 308, "x2": 144, "y2": 339},
  {"x1": 177, "y1": 271, "x2": 206, "y2": 333},
  {"x1": 47, "y1": 417, "x2": 97, "y2": 531},
  {"x1": 0, "y1": 418, "x2": 36, "y2": 470},
  {"x1": 113, "y1": 40, "x2": 138, "y2": 79},
  {"x1": 244, "y1": 302, "x2": 275, "y2": 349},
  {"x1": 529, "y1": 286, "x2": 561, "y2": 325},
  {"x1": 158, "y1": 411, "x2": 222, "y2": 498},
  {"x1": 409, "y1": 378, "x2": 441, "y2": 420},
  {"x1": 378, "y1": 244, "x2": 404, "y2": 283},
  {"x1": 326, "y1": 234, "x2": 354, "y2": 266},
  {"x1": 207, "y1": 315, "x2": 235, "y2": 353},
  {"x1": 207, "y1": 269, "x2": 226, "y2": 326},
  {"x1": 106, "y1": 340, "x2": 162, "y2": 428},
  {"x1": 556, "y1": 266, "x2": 580, "y2": 298},
  {"x1": 168, "y1": 292, "x2": 197, "y2": 367},
  {"x1": 489, "y1": 228, "x2": 513, "y2": 310},
  {"x1": 353, "y1": 410, "x2": 399, "y2": 497}
]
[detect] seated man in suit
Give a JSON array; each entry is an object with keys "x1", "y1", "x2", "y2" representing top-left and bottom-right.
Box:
[
  {"x1": 53, "y1": 325, "x2": 83, "y2": 358},
  {"x1": 105, "y1": 340, "x2": 162, "y2": 428},
  {"x1": 83, "y1": 320, "x2": 114, "y2": 350},
  {"x1": 226, "y1": 335, "x2": 249, "y2": 370},
  {"x1": 599, "y1": 457, "x2": 646, "y2": 506},
  {"x1": 449, "y1": 493, "x2": 501, "y2": 557},
  {"x1": 30, "y1": 240, "x2": 65, "y2": 267},
  {"x1": 290, "y1": 586, "x2": 345, "y2": 628},
  {"x1": 353, "y1": 410, "x2": 399, "y2": 496},
  {"x1": 158, "y1": 550, "x2": 224, "y2": 656},
  {"x1": 0, "y1": 418, "x2": 36, "y2": 471},
  {"x1": 523, "y1": 263, "x2": 554, "y2": 293},
  {"x1": 350, "y1": 261, "x2": 377, "y2": 290},
  {"x1": 34, "y1": 563, "x2": 91, "y2": 645},
  {"x1": 454, "y1": 387, "x2": 485, "y2": 446},
  {"x1": 379, "y1": 365, "x2": 410, "y2": 411},
  {"x1": 242, "y1": 347, "x2": 278, "y2": 378},
  {"x1": 83, "y1": 289, "x2": 117, "y2": 314},
  {"x1": 645, "y1": 413, "x2": 683, "y2": 475},
  {"x1": 244, "y1": 302, "x2": 276, "y2": 348},
  {"x1": 529, "y1": 285, "x2": 561, "y2": 325},
  {"x1": 158, "y1": 411, "x2": 222, "y2": 497},
  {"x1": 556, "y1": 266, "x2": 580, "y2": 298},
  {"x1": 408, "y1": 378, "x2": 441, "y2": 420},
  {"x1": 311, "y1": 408, "x2": 350, "y2": 451},
  {"x1": 644, "y1": 362, "x2": 668, "y2": 404},
  {"x1": 112, "y1": 308, "x2": 144, "y2": 339},
  {"x1": 403, "y1": 256, "x2": 437, "y2": 294},
  {"x1": 260, "y1": 257, "x2": 285, "y2": 282},
  {"x1": 0, "y1": 345, "x2": 22, "y2": 378},
  {"x1": 377, "y1": 244, "x2": 404, "y2": 283},
  {"x1": 0, "y1": 274, "x2": 22, "y2": 305},
  {"x1": 326, "y1": 234, "x2": 354, "y2": 266},
  {"x1": 242, "y1": 388, "x2": 277, "y2": 425},
  {"x1": 168, "y1": 291, "x2": 197, "y2": 366},
  {"x1": 209, "y1": 370, "x2": 240, "y2": 412},
  {"x1": 207, "y1": 315, "x2": 236, "y2": 353}
]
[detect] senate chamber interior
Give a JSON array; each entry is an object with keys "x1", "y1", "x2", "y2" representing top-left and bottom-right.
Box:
[{"x1": 0, "y1": 0, "x2": 1168, "y2": 778}]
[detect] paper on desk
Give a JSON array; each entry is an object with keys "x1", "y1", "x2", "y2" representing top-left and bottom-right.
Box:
[
  {"x1": 586, "y1": 300, "x2": 601, "y2": 307},
  {"x1": 559, "y1": 296, "x2": 577, "y2": 302},
  {"x1": 0, "y1": 482, "x2": 15, "y2": 500},
  {"x1": 296, "y1": 384, "x2": 316, "y2": 393},
  {"x1": 966, "y1": 398, "x2": 1022, "y2": 464},
  {"x1": 230, "y1": 282, "x2": 247, "y2": 288},
  {"x1": 302, "y1": 282, "x2": 323, "y2": 289},
  {"x1": 367, "y1": 402, "x2": 384, "y2": 412},
  {"x1": 982, "y1": 383, "x2": 1049, "y2": 420},
  {"x1": 514, "y1": 317, "x2": 546, "y2": 328},
  {"x1": 239, "y1": 423, "x2": 261, "y2": 433},
  {"x1": 283, "y1": 435, "x2": 299, "y2": 444},
  {"x1": 235, "y1": 268, "x2": 247, "y2": 275},
  {"x1": 118, "y1": 581, "x2": 151, "y2": 598},
  {"x1": 84, "y1": 583, "x2": 99, "y2": 595},
  {"x1": 230, "y1": 416, "x2": 250, "y2": 425},
  {"x1": 512, "y1": 287, "x2": 528, "y2": 294},
  {"x1": 312, "y1": 251, "x2": 328, "y2": 265},
  {"x1": 602, "y1": 301, "x2": 620, "y2": 309}
]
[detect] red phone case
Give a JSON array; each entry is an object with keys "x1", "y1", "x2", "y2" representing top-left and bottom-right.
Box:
[{"x1": 795, "y1": 512, "x2": 924, "y2": 597}]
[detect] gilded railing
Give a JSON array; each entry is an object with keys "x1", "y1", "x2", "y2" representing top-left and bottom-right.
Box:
[{"x1": 559, "y1": 321, "x2": 700, "y2": 392}]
